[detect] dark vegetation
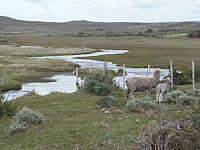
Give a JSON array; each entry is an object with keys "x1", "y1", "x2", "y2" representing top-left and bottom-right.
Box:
[
  {"x1": 174, "y1": 68, "x2": 200, "y2": 85},
  {"x1": 0, "y1": 88, "x2": 16, "y2": 119},
  {"x1": 188, "y1": 29, "x2": 200, "y2": 38}
]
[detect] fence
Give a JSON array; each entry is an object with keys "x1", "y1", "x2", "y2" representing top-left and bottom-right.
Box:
[{"x1": 75, "y1": 60, "x2": 196, "y2": 92}]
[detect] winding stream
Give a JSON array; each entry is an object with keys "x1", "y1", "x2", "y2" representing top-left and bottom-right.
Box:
[{"x1": 4, "y1": 49, "x2": 169, "y2": 101}]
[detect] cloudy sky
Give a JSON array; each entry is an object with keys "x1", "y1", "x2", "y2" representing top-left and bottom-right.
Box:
[{"x1": 0, "y1": 0, "x2": 200, "y2": 22}]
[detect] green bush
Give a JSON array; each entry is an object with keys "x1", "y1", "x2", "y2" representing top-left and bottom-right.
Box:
[
  {"x1": 94, "y1": 83, "x2": 112, "y2": 96},
  {"x1": 84, "y1": 74, "x2": 116, "y2": 96},
  {"x1": 126, "y1": 98, "x2": 159, "y2": 113},
  {"x1": 97, "y1": 95, "x2": 117, "y2": 108}
]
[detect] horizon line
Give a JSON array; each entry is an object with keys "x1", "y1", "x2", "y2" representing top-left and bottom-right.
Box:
[{"x1": 1, "y1": 16, "x2": 200, "y2": 24}]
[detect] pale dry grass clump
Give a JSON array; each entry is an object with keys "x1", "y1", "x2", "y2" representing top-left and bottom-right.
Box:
[{"x1": 9, "y1": 107, "x2": 45, "y2": 135}]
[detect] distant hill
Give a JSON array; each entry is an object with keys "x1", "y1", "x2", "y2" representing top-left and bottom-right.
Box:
[{"x1": 0, "y1": 16, "x2": 200, "y2": 37}]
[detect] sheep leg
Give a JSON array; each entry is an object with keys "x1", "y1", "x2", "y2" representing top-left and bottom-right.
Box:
[
  {"x1": 159, "y1": 92, "x2": 164, "y2": 102},
  {"x1": 156, "y1": 93, "x2": 159, "y2": 102},
  {"x1": 148, "y1": 88, "x2": 152, "y2": 98}
]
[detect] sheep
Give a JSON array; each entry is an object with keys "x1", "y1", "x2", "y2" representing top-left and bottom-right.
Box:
[
  {"x1": 126, "y1": 70, "x2": 160, "y2": 100},
  {"x1": 156, "y1": 78, "x2": 171, "y2": 102}
]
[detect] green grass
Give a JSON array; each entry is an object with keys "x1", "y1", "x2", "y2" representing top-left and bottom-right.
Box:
[
  {"x1": 2, "y1": 35, "x2": 200, "y2": 69},
  {"x1": 0, "y1": 34, "x2": 200, "y2": 149},
  {"x1": 0, "y1": 90, "x2": 198, "y2": 149}
]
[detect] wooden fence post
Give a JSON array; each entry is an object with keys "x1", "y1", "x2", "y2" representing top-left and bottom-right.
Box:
[
  {"x1": 76, "y1": 68, "x2": 79, "y2": 84},
  {"x1": 147, "y1": 65, "x2": 150, "y2": 76},
  {"x1": 192, "y1": 61, "x2": 195, "y2": 93},
  {"x1": 1, "y1": 66, "x2": 6, "y2": 86},
  {"x1": 122, "y1": 64, "x2": 126, "y2": 91},
  {"x1": 103, "y1": 61, "x2": 107, "y2": 75},
  {"x1": 170, "y1": 60, "x2": 173, "y2": 88}
]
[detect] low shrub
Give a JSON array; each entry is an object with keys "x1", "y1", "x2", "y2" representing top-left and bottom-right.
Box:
[
  {"x1": 9, "y1": 122, "x2": 26, "y2": 135},
  {"x1": 126, "y1": 98, "x2": 160, "y2": 113},
  {"x1": 9, "y1": 107, "x2": 45, "y2": 134},
  {"x1": 178, "y1": 95, "x2": 196, "y2": 106},
  {"x1": 166, "y1": 90, "x2": 197, "y2": 106},
  {"x1": 14, "y1": 107, "x2": 45, "y2": 125},
  {"x1": 166, "y1": 90, "x2": 186, "y2": 104},
  {"x1": 186, "y1": 89, "x2": 200, "y2": 97},
  {"x1": 141, "y1": 96, "x2": 153, "y2": 102},
  {"x1": 97, "y1": 95, "x2": 117, "y2": 108}
]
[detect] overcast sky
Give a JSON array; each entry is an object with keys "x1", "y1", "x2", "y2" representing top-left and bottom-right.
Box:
[{"x1": 0, "y1": 0, "x2": 200, "y2": 22}]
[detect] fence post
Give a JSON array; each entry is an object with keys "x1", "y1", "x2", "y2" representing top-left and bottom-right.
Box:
[
  {"x1": 89, "y1": 67, "x2": 92, "y2": 73},
  {"x1": 103, "y1": 61, "x2": 107, "y2": 75},
  {"x1": 170, "y1": 60, "x2": 173, "y2": 88},
  {"x1": 76, "y1": 68, "x2": 79, "y2": 84},
  {"x1": 192, "y1": 61, "x2": 195, "y2": 93},
  {"x1": 122, "y1": 64, "x2": 126, "y2": 91},
  {"x1": 147, "y1": 65, "x2": 150, "y2": 76},
  {"x1": 1, "y1": 66, "x2": 6, "y2": 86}
]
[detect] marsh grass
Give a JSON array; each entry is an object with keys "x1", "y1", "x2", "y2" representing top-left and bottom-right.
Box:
[{"x1": 0, "y1": 45, "x2": 94, "y2": 91}]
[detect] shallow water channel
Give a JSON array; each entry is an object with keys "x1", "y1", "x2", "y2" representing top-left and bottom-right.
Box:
[{"x1": 4, "y1": 49, "x2": 169, "y2": 101}]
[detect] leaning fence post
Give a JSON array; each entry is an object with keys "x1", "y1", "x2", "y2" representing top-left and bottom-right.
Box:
[
  {"x1": 192, "y1": 61, "x2": 195, "y2": 93},
  {"x1": 170, "y1": 60, "x2": 173, "y2": 88},
  {"x1": 147, "y1": 65, "x2": 150, "y2": 76},
  {"x1": 76, "y1": 68, "x2": 79, "y2": 84},
  {"x1": 122, "y1": 64, "x2": 126, "y2": 91}
]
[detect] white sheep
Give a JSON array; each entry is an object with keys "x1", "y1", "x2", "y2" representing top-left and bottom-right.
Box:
[
  {"x1": 126, "y1": 70, "x2": 160, "y2": 100},
  {"x1": 156, "y1": 78, "x2": 171, "y2": 102}
]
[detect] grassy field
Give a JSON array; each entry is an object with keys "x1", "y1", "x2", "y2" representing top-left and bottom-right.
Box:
[
  {"x1": 0, "y1": 34, "x2": 200, "y2": 149},
  {"x1": 1, "y1": 35, "x2": 200, "y2": 69},
  {"x1": 0, "y1": 89, "x2": 198, "y2": 150},
  {"x1": 0, "y1": 45, "x2": 95, "y2": 91}
]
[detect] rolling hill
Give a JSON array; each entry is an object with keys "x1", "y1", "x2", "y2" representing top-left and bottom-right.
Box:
[{"x1": 0, "y1": 16, "x2": 200, "y2": 37}]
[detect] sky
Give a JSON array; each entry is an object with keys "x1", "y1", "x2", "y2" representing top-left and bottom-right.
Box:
[{"x1": 0, "y1": 0, "x2": 200, "y2": 22}]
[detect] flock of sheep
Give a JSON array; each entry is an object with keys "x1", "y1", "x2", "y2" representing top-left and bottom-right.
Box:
[{"x1": 126, "y1": 70, "x2": 171, "y2": 102}]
